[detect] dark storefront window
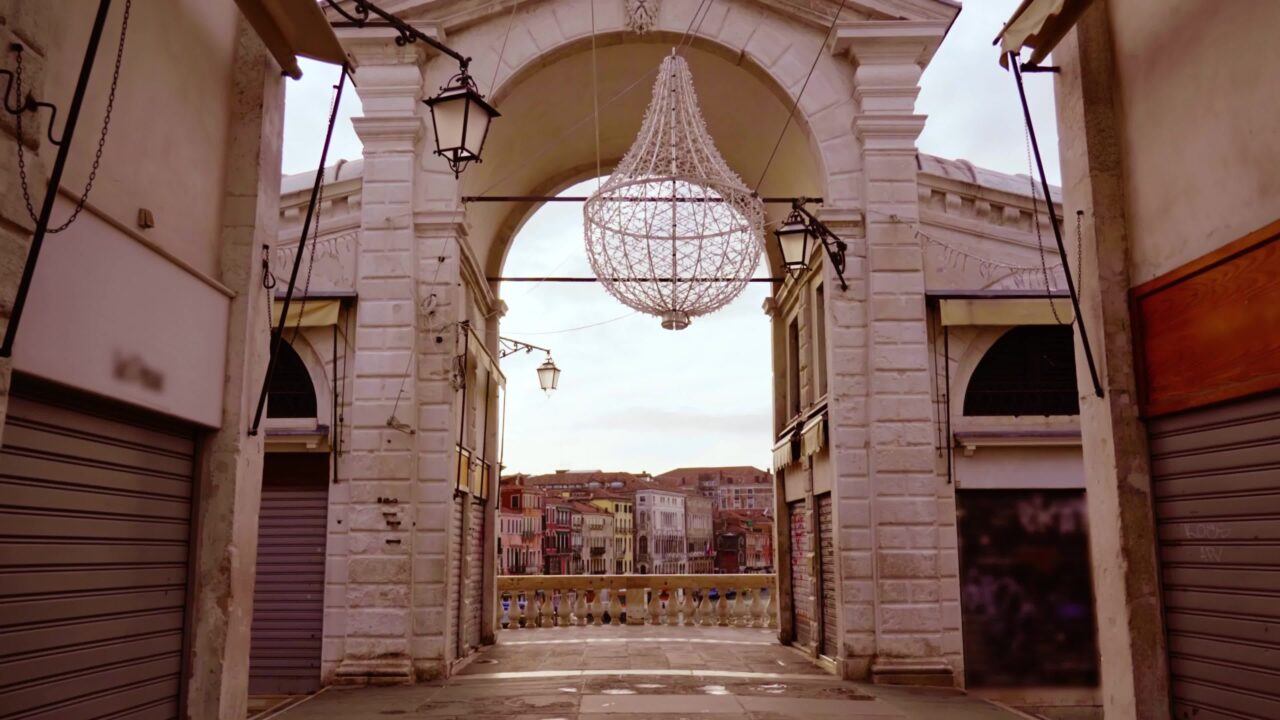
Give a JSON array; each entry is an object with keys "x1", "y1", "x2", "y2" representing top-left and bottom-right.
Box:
[
  {"x1": 964, "y1": 326, "x2": 1079, "y2": 416},
  {"x1": 266, "y1": 343, "x2": 317, "y2": 418},
  {"x1": 956, "y1": 489, "x2": 1099, "y2": 687}
]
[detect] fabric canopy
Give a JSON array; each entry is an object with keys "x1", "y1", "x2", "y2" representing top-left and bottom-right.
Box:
[
  {"x1": 234, "y1": 0, "x2": 347, "y2": 79},
  {"x1": 273, "y1": 299, "x2": 341, "y2": 327},
  {"x1": 939, "y1": 298, "x2": 1074, "y2": 326},
  {"x1": 997, "y1": 0, "x2": 1095, "y2": 68}
]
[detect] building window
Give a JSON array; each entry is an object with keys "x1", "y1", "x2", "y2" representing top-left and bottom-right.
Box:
[
  {"x1": 964, "y1": 326, "x2": 1080, "y2": 416},
  {"x1": 266, "y1": 342, "x2": 317, "y2": 418},
  {"x1": 813, "y1": 282, "x2": 827, "y2": 399},
  {"x1": 787, "y1": 316, "x2": 801, "y2": 419}
]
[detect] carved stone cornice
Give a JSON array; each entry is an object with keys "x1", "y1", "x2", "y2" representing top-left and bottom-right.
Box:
[
  {"x1": 830, "y1": 20, "x2": 950, "y2": 67},
  {"x1": 351, "y1": 116, "x2": 422, "y2": 147}
]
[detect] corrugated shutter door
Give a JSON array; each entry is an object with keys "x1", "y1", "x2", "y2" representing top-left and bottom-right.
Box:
[
  {"x1": 818, "y1": 494, "x2": 838, "y2": 658},
  {"x1": 449, "y1": 497, "x2": 463, "y2": 657},
  {"x1": 249, "y1": 454, "x2": 329, "y2": 695},
  {"x1": 1150, "y1": 392, "x2": 1280, "y2": 720},
  {"x1": 464, "y1": 500, "x2": 484, "y2": 652},
  {"x1": 0, "y1": 379, "x2": 195, "y2": 720},
  {"x1": 788, "y1": 500, "x2": 812, "y2": 647}
]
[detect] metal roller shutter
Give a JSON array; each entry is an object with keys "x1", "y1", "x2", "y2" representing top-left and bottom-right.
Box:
[
  {"x1": 0, "y1": 378, "x2": 196, "y2": 720},
  {"x1": 249, "y1": 454, "x2": 329, "y2": 695},
  {"x1": 818, "y1": 494, "x2": 838, "y2": 658},
  {"x1": 788, "y1": 500, "x2": 812, "y2": 647},
  {"x1": 463, "y1": 500, "x2": 484, "y2": 652},
  {"x1": 449, "y1": 496, "x2": 463, "y2": 657},
  {"x1": 1150, "y1": 392, "x2": 1280, "y2": 720}
]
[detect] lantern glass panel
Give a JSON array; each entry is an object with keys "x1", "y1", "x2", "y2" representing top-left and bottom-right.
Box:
[
  {"x1": 775, "y1": 221, "x2": 810, "y2": 270},
  {"x1": 429, "y1": 88, "x2": 469, "y2": 156}
]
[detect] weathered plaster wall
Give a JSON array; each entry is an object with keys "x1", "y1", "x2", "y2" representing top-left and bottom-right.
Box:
[
  {"x1": 1108, "y1": 0, "x2": 1280, "y2": 282},
  {"x1": 32, "y1": 0, "x2": 240, "y2": 277}
]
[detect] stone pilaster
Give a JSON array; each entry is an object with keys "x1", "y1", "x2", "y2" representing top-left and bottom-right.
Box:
[
  {"x1": 334, "y1": 34, "x2": 427, "y2": 684},
  {"x1": 185, "y1": 17, "x2": 282, "y2": 719},
  {"x1": 839, "y1": 21, "x2": 956, "y2": 686},
  {"x1": 1055, "y1": 8, "x2": 1170, "y2": 718}
]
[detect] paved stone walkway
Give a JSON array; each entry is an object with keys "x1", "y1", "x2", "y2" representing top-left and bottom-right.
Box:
[{"x1": 268, "y1": 627, "x2": 1029, "y2": 720}]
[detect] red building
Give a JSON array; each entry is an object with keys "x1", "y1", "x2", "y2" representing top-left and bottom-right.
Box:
[{"x1": 543, "y1": 500, "x2": 574, "y2": 575}]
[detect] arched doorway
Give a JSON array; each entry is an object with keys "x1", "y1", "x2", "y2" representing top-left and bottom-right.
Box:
[{"x1": 326, "y1": 0, "x2": 963, "y2": 684}]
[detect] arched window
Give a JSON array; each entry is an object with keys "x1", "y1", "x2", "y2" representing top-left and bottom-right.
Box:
[
  {"x1": 266, "y1": 343, "x2": 317, "y2": 418},
  {"x1": 964, "y1": 326, "x2": 1079, "y2": 416}
]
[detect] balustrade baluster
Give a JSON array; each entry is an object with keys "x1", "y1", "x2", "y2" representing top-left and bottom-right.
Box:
[
  {"x1": 749, "y1": 589, "x2": 763, "y2": 627},
  {"x1": 540, "y1": 591, "x2": 553, "y2": 628},
  {"x1": 683, "y1": 589, "x2": 696, "y2": 626},
  {"x1": 575, "y1": 589, "x2": 588, "y2": 626},
  {"x1": 516, "y1": 592, "x2": 527, "y2": 628},
  {"x1": 666, "y1": 587, "x2": 680, "y2": 626},
  {"x1": 591, "y1": 590, "x2": 604, "y2": 626},
  {"x1": 648, "y1": 588, "x2": 661, "y2": 625},
  {"x1": 731, "y1": 588, "x2": 746, "y2": 626},
  {"x1": 766, "y1": 587, "x2": 778, "y2": 628},
  {"x1": 695, "y1": 590, "x2": 710, "y2": 626},
  {"x1": 608, "y1": 588, "x2": 622, "y2": 626},
  {"x1": 716, "y1": 590, "x2": 728, "y2": 626}
]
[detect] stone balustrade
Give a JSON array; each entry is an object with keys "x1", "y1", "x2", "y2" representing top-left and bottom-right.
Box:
[{"x1": 497, "y1": 574, "x2": 777, "y2": 629}]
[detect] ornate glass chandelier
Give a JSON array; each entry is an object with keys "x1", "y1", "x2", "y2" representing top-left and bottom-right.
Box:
[{"x1": 583, "y1": 53, "x2": 764, "y2": 330}]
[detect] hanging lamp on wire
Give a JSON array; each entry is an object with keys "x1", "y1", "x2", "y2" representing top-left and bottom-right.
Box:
[{"x1": 583, "y1": 52, "x2": 764, "y2": 330}]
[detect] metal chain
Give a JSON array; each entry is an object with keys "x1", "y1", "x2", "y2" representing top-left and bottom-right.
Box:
[
  {"x1": 1074, "y1": 210, "x2": 1084, "y2": 299},
  {"x1": 1025, "y1": 121, "x2": 1067, "y2": 325},
  {"x1": 15, "y1": 0, "x2": 132, "y2": 233},
  {"x1": 289, "y1": 79, "x2": 340, "y2": 342},
  {"x1": 263, "y1": 246, "x2": 279, "y2": 337}
]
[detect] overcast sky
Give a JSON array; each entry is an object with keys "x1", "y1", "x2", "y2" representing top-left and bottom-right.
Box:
[{"x1": 281, "y1": 1, "x2": 1059, "y2": 476}]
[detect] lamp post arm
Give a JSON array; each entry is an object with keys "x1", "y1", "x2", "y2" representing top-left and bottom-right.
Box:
[
  {"x1": 793, "y1": 203, "x2": 849, "y2": 292},
  {"x1": 499, "y1": 336, "x2": 552, "y2": 359},
  {"x1": 326, "y1": 0, "x2": 470, "y2": 69}
]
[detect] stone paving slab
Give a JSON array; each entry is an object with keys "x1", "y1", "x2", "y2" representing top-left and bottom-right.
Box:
[{"x1": 271, "y1": 628, "x2": 1028, "y2": 720}]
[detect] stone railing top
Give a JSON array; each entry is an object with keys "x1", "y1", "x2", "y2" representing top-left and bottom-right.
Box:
[{"x1": 498, "y1": 574, "x2": 775, "y2": 592}]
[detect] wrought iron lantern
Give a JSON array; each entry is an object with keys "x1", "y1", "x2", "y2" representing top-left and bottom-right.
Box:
[
  {"x1": 774, "y1": 206, "x2": 813, "y2": 272},
  {"x1": 424, "y1": 69, "x2": 500, "y2": 178},
  {"x1": 536, "y1": 356, "x2": 561, "y2": 394},
  {"x1": 770, "y1": 200, "x2": 849, "y2": 290},
  {"x1": 500, "y1": 337, "x2": 561, "y2": 395}
]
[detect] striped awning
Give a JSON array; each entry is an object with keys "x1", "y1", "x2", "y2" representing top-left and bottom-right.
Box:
[
  {"x1": 997, "y1": 0, "x2": 1095, "y2": 68},
  {"x1": 801, "y1": 414, "x2": 827, "y2": 458}
]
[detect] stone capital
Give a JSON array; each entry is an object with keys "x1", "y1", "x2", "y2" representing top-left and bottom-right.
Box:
[
  {"x1": 853, "y1": 114, "x2": 928, "y2": 151},
  {"x1": 336, "y1": 24, "x2": 444, "y2": 69},
  {"x1": 352, "y1": 116, "x2": 422, "y2": 149},
  {"x1": 830, "y1": 20, "x2": 949, "y2": 69}
]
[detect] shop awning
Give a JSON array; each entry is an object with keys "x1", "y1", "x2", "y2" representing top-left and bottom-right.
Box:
[
  {"x1": 940, "y1": 297, "x2": 1074, "y2": 326},
  {"x1": 996, "y1": 0, "x2": 1095, "y2": 68},
  {"x1": 273, "y1": 298, "x2": 341, "y2": 327},
  {"x1": 234, "y1": 0, "x2": 348, "y2": 79}
]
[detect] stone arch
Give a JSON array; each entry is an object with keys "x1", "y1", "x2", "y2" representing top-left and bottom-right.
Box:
[
  {"x1": 413, "y1": 0, "x2": 866, "y2": 279},
  {"x1": 269, "y1": 329, "x2": 334, "y2": 427},
  {"x1": 958, "y1": 325, "x2": 1079, "y2": 417}
]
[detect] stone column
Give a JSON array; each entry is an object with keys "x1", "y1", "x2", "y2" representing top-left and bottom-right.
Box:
[
  {"x1": 840, "y1": 22, "x2": 955, "y2": 686},
  {"x1": 1055, "y1": 7, "x2": 1170, "y2": 718},
  {"x1": 334, "y1": 33, "x2": 427, "y2": 684},
  {"x1": 185, "y1": 17, "x2": 282, "y2": 719}
]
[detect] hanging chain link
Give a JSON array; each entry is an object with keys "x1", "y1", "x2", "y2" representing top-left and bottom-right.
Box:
[
  {"x1": 288, "y1": 79, "x2": 340, "y2": 342},
  {"x1": 15, "y1": 0, "x2": 132, "y2": 234},
  {"x1": 262, "y1": 245, "x2": 279, "y2": 336},
  {"x1": 1025, "y1": 121, "x2": 1072, "y2": 325}
]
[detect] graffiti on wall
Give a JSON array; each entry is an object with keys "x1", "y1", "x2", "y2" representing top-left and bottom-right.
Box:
[{"x1": 957, "y1": 489, "x2": 1099, "y2": 687}]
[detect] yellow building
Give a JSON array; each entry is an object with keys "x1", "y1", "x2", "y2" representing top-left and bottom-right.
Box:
[{"x1": 591, "y1": 497, "x2": 634, "y2": 574}]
